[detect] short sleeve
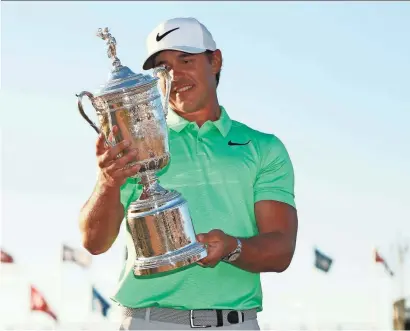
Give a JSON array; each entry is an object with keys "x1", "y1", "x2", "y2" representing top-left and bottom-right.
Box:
[{"x1": 253, "y1": 136, "x2": 296, "y2": 208}]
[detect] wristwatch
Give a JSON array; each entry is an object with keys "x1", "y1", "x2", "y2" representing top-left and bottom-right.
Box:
[{"x1": 222, "y1": 238, "x2": 242, "y2": 262}]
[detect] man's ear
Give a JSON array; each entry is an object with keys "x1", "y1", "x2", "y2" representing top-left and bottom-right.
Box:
[{"x1": 211, "y1": 49, "x2": 223, "y2": 75}]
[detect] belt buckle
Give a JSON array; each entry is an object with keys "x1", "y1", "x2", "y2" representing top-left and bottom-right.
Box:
[{"x1": 189, "y1": 310, "x2": 212, "y2": 328}]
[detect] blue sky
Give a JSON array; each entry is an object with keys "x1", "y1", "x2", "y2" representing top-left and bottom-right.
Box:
[{"x1": 1, "y1": 1, "x2": 410, "y2": 330}]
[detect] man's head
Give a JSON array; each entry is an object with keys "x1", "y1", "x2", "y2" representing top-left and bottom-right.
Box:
[{"x1": 142, "y1": 17, "x2": 222, "y2": 114}]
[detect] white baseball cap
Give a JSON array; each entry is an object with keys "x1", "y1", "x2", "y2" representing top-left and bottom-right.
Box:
[{"x1": 142, "y1": 17, "x2": 217, "y2": 70}]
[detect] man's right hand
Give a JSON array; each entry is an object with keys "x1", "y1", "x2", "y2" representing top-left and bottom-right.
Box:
[{"x1": 96, "y1": 125, "x2": 141, "y2": 189}]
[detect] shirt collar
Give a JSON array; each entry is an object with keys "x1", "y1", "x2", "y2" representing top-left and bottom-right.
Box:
[{"x1": 166, "y1": 106, "x2": 232, "y2": 137}]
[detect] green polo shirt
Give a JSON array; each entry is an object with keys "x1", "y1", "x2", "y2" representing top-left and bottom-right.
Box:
[{"x1": 111, "y1": 106, "x2": 296, "y2": 312}]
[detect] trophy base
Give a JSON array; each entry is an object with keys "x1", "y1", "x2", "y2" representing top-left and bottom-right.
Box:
[
  {"x1": 133, "y1": 241, "x2": 207, "y2": 276},
  {"x1": 127, "y1": 179, "x2": 207, "y2": 277}
]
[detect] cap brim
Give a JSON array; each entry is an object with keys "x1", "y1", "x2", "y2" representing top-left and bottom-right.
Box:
[{"x1": 142, "y1": 46, "x2": 208, "y2": 70}]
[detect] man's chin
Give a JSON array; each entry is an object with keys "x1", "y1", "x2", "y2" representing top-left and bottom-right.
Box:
[{"x1": 171, "y1": 102, "x2": 199, "y2": 114}]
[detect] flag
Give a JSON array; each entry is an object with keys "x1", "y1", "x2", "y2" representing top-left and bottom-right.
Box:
[
  {"x1": 62, "y1": 244, "x2": 92, "y2": 268},
  {"x1": 92, "y1": 286, "x2": 111, "y2": 317},
  {"x1": 0, "y1": 249, "x2": 14, "y2": 263},
  {"x1": 374, "y1": 249, "x2": 394, "y2": 276},
  {"x1": 314, "y1": 248, "x2": 333, "y2": 273},
  {"x1": 30, "y1": 285, "x2": 58, "y2": 322}
]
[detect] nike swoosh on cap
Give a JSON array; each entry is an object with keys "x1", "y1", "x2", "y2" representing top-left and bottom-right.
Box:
[{"x1": 156, "y1": 27, "x2": 180, "y2": 42}]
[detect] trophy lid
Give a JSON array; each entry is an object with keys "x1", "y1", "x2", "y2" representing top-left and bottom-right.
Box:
[{"x1": 95, "y1": 27, "x2": 156, "y2": 95}]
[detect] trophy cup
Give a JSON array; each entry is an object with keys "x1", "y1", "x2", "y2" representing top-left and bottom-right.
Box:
[{"x1": 76, "y1": 27, "x2": 207, "y2": 276}]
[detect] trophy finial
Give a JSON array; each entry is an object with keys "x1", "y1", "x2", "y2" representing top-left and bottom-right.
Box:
[{"x1": 97, "y1": 27, "x2": 121, "y2": 68}]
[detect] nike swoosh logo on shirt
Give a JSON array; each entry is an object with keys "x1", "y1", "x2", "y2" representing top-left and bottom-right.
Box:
[{"x1": 228, "y1": 140, "x2": 251, "y2": 146}]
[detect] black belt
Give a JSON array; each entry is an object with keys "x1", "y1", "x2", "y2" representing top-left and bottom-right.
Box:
[{"x1": 122, "y1": 306, "x2": 258, "y2": 328}]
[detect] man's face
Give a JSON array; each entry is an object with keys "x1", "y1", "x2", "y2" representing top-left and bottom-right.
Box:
[{"x1": 153, "y1": 50, "x2": 221, "y2": 114}]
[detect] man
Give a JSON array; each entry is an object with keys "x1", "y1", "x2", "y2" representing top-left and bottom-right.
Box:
[{"x1": 79, "y1": 17, "x2": 298, "y2": 330}]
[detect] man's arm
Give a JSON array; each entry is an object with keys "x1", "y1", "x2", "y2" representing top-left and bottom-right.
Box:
[
  {"x1": 79, "y1": 127, "x2": 140, "y2": 255},
  {"x1": 196, "y1": 201, "x2": 297, "y2": 273},
  {"x1": 225, "y1": 200, "x2": 298, "y2": 273},
  {"x1": 197, "y1": 134, "x2": 297, "y2": 272},
  {"x1": 79, "y1": 181, "x2": 125, "y2": 255}
]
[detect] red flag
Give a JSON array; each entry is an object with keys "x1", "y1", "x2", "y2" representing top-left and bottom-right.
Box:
[
  {"x1": 30, "y1": 285, "x2": 58, "y2": 322},
  {"x1": 374, "y1": 250, "x2": 385, "y2": 263},
  {"x1": 0, "y1": 249, "x2": 14, "y2": 263},
  {"x1": 374, "y1": 249, "x2": 394, "y2": 276}
]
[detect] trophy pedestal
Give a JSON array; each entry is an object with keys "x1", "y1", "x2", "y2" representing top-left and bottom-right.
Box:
[
  {"x1": 133, "y1": 241, "x2": 207, "y2": 276},
  {"x1": 127, "y1": 174, "x2": 207, "y2": 276}
]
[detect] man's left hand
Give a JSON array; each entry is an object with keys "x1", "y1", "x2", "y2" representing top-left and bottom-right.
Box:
[{"x1": 196, "y1": 229, "x2": 238, "y2": 268}]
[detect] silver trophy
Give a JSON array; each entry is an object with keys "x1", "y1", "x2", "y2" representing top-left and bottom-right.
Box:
[{"x1": 76, "y1": 27, "x2": 207, "y2": 276}]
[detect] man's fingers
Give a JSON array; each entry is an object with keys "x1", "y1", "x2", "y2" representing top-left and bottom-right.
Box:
[
  {"x1": 197, "y1": 243, "x2": 222, "y2": 268},
  {"x1": 107, "y1": 125, "x2": 119, "y2": 144},
  {"x1": 196, "y1": 233, "x2": 206, "y2": 243},
  {"x1": 198, "y1": 259, "x2": 217, "y2": 268},
  {"x1": 108, "y1": 163, "x2": 141, "y2": 183},
  {"x1": 196, "y1": 232, "x2": 226, "y2": 268},
  {"x1": 96, "y1": 133, "x2": 108, "y2": 156},
  {"x1": 94, "y1": 125, "x2": 142, "y2": 187},
  {"x1": 105, "y1": 149, "x2": 138, "y2": 173},
  {"x1": 122, "y1": 164, "x2": 141, "y2": 178},
  {"x1": 108, "y1": 140, "x2": 132, "y2": 159},
  {"x1": 96, "y1": 125, "x2": 123, "y2": 157},
  {"x1": 98, "y1": 140, "x2": 131, "y2": 169},
  {"x1": 197, "y1": 230, "x2": 223, "y2": 244}
]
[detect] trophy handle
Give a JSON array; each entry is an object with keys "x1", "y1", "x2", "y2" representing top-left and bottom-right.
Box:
[
  {"x1": 152, "y1": 66, "x2": 172, "y2": 118},
  {"x1": 76, "y1": 91, "x2": 102, "y2": 135}
]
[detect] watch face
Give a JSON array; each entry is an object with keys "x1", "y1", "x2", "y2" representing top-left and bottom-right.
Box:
[{"x1": 228, "y1": 252, "x2": 240, "y2": 262}]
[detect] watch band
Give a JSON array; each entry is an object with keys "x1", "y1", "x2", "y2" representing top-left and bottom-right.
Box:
[{"x1": 222, "y1": 238, "x2": 242, "y2": 262}]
